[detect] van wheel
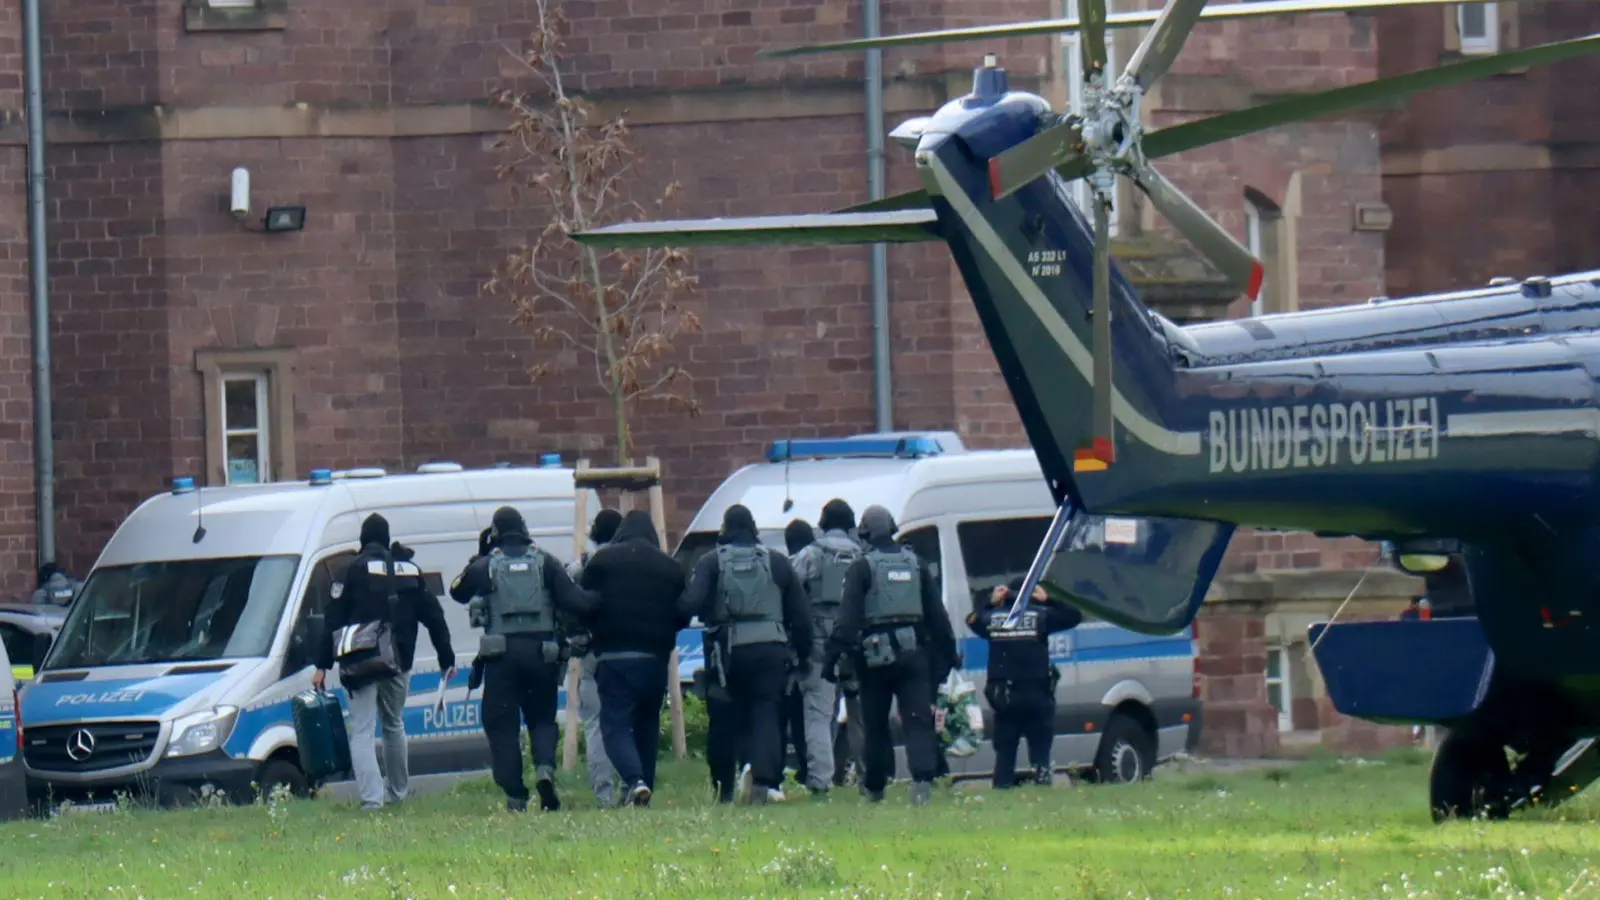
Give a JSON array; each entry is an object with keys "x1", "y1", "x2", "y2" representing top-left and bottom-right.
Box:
[
  {"x1": 254, "y1": 760, "x2": 309, "y2": 802},
  {"x1": 1093, "y1": 714, "x2": 1155, "y2": 785}
]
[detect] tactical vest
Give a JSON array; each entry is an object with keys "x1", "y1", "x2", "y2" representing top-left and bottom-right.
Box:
[
  {"x1": 983, "y1": 607, "x2": 1053, "y2": 682},
  {"x1": 862, "y1": 546, "x2": 923, "y2": 626},
  {"x1": 715, "y1": 544, "x2": 787, "y2": 647},
  {"x1": 808, "y1": 540, "x2": 859, "y2": 610},
  {"x1": 486, "y1": 548, "x2": 555, "y2": 636}
]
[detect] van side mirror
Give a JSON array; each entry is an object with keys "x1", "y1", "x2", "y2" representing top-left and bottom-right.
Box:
[{"x1": 32, "y1": 632, "x2": 52, "y2": 671}]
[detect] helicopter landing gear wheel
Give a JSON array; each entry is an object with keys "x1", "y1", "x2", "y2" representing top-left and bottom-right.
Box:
[{"x1": 1430, "y1": 731, "x2": 1512, "y2": 823}]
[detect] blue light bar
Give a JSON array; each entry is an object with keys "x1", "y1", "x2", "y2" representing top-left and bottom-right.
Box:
[
  {"x1": 766, "y1": 435, "x2": 945, "y2": 463},
  {"x1": 539, "y1": 453, "x2": 563, "y2": 467},
  {"x1": 309, "y1": 468, "x2": 333, "y2": 486},
  {"x1": 172, "y1": 476, "x2": 196, "y2": 495}
]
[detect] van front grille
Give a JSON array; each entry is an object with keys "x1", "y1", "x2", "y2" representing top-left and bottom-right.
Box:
[{"x1": 24, "y1": 721, "x2": 161, "y2": 773}]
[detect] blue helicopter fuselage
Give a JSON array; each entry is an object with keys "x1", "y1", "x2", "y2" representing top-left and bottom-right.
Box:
[{"x1": 910, "y1": 82, "x2": 1600, "y2": 729}]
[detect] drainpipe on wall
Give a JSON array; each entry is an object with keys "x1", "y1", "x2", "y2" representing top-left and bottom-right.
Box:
[
  {"x1": 24, "y1": 0, "x2": 55, "y2": 565},
  {"x1": 864, "y1": 0, "x2": 891, "y2": 432}
]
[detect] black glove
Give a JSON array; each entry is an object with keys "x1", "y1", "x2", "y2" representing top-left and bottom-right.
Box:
[
  {"x1": 390, "y1": 541, "x2": 415, "y2": 562},
  {"x1": 468, "y1": 657, "x2": 485, "y2": 692},
  {"x1": 821, "y1": 656, "x2": 839, "y2": 684}
]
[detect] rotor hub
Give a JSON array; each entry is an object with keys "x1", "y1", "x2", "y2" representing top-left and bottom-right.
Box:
[{"x1": 1079, "y1": 74, "x2": 1148, "y2": 185}]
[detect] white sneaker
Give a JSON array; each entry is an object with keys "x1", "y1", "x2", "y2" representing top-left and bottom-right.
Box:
[
  {"x1": 736, "y1": 764, "x2": 754, "y2": 805},
  {"x1": 766, "y1": 787, "x2": 786, "y2": 802}
]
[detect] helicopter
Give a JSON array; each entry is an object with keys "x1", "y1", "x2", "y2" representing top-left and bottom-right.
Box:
[{"x1": 571, "y1": 0, "x2": 1600, "y2": 821}]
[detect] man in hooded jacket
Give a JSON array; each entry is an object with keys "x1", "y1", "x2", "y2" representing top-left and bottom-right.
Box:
[
  {"x1": 680, "y1": 505, "x2": 813, "y2": 804},
  {"x1": 823, "y1": 504, "x2": 956, "y2": 806},
  {"x1": 450, "y1": 506, "x2": 599, "y2": 812},
  {"x1": 315, "y1": 513, "x2": 456, "y2": 809},
  {"x1": 580, "y1": 509, "x2": 689, "y2": 806},
  {"x1": 567, "y1": 508, "x2": 624, "y2": 807},
  {"x1": 788, "y1": 499, "x2": 864, "y2": 797}
]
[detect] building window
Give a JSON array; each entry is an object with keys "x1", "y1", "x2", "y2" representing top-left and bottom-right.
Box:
[
  {"x1": 1060, "y1": 0, "x2": 1119, "y2": 235},
  {"x1": 206, "y1": 0, "x2": 256, "y2": 7},
  {"x1": 1245, "y1": 202, "x2": 1265, "y2": 318},
  {"x1": 1458, "y1": 2, "x2": 1499, "y2": 55},
  {"x1": 956, "y1": 516, "x2": 1052, "y2": 613},
  {"x1": 195, "y1": 348, "x2": 297, "y2": 487},
  {"x1": 222, "y1": 374, "x2": 271, "y2": 485},
  {"x1": 1266, "y1": 645, "x2": 1293, "y2": 731}
]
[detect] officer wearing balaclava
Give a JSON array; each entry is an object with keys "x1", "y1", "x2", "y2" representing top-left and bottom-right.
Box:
[
  {"x1": 679, "y1": 504, "x2": 813, "y2": 805},
  {"x1": 450, "y1": 506, "x2": 598, "y2": 812},
  {"x1": 822, "y1": 504, "x2": 956, "y2": 806}
]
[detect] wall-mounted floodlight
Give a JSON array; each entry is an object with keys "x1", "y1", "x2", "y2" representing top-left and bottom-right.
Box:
[{"x1": 263, "y1": 206, "x2": 306, "y2": 233}]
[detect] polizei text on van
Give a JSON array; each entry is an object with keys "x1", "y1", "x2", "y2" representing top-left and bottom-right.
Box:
[{"x1": 1207, "y1": 397, "x2": 1440, "y2": 473}]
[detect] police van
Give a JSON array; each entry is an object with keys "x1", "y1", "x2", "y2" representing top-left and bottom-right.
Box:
[
  {"x1": 19, "y1": 460, "x2": 597, "y2": 812},
  {"x1": 676, "y1": 431, "x2": 1201, "y2": 784},
  {"x1": 0, "y1": 633, "x2": 24, "y2": 819}
]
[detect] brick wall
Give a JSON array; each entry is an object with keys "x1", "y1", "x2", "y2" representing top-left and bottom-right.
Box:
[
  {"x1": 32, "y1": 0, "x2": 1402, "y2": 578},
  {"x1": 0, "y1": 2, "x2": 36, "y2": 596},
  {"x1": 1378, "y1": 3, "x2": 1600, "y2": 296}
]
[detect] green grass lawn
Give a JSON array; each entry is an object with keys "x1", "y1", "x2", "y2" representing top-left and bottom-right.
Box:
[{"x1": 1, "y1": 748, "x2": 1597, "y2": 899}]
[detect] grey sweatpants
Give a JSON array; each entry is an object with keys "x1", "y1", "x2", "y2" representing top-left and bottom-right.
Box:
[
  {"x1": 347, "y1": 671, "x2": 409, "y2": 807},
  {"x1": 798, "y1": 635, "x2": 837, "y2": 791},
  {"x1": 579, "y1": 653, "x2": 617, "y2": 805}
]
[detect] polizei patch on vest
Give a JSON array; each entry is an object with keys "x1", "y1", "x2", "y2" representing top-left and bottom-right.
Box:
[
  {"x1": 509, "y1": 562, "x2": 530, "y2": 573},
  {"x1": 1207, "y1": 397, "x2": 1441, "y2": 474},
  {"x1": 887, "y1": 570, "x2": 914, "y2": 582}
]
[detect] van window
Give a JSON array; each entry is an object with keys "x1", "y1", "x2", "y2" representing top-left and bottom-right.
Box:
[
  {"x1": 44, "y1": 555, "x2": 301, "y2": 670},
  {"x1": 955, "y1": 516, "x2": 1051, "y2": 611},
  {"x1": 898, "y1": 526, "x2": 942, "y2": 594},
  {"x1": 673, "y1": 529, "x2": 789, "y2": 574},
  {"x1": 301, "y1": 552, "x2": 359, "y2": 620},
  {"x1": 0, "y1": 623, "x2": 27, "y2": 666}
]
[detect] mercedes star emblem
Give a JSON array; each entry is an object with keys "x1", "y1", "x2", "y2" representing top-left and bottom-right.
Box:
[{"x1": 65, "y1": 728, "x2": 96, "y2": 762}]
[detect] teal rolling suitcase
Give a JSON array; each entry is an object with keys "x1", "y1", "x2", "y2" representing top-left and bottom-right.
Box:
[{"x1": 291, "y1": 689, "x2": 353, "y2": 784}]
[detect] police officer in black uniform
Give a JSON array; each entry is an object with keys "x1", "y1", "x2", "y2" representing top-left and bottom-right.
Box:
[
  {"x1": 450, "y1": 506, "x2": 598, "y2": 812},
  {"x1": 680, "y1": 504, "x2": 812, "y2": 805},
  {"x1": 967, "y1": 576, "x2": 1082, "y2": 788},
  {"x1": 823, "y1": 504, "x2": 956, "y2": 806}
]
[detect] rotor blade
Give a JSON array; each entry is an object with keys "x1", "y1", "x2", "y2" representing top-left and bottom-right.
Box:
[
  {"x1": 987, "y1": 118, "x2": 1094, "y2": 199},
  {"x1": 1131, "y1": 164, "x2": 1264, "y2": 302},
  {"x1": 570, "y1": 209, "x2": 940, "y2": 249},
  {"x1": 1088, "y1": 193, "x2": 1115, "y2": 470},
  {"x1": 1081, "y1": 0, "x2": 1109, "y2": 80},
  {"x1": 833, "y1": 189, "x2": 931, "y2": 214},
  {"x1": 1144, "y1": 31, "x2": 1600, "y2": 161},
  {"x1": 1123, "y1": 0, "x2": 1210, "y2": 90},
  {"x1": 761, "y1": 0, "x2": 1521, "y2": 58}
]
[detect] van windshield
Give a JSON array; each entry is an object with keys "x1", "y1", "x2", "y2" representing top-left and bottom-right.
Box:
[
  {"x1": 44, "y1": 555, "x2": 301, "y2": 670},
  {"x1": 673, "y1": 529, "x2": 788, "y2": 574}
]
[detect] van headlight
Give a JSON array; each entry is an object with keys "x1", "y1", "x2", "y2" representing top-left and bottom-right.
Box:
[{"x1": 166, "y1": 706, "x2": 240, "y2": 758}]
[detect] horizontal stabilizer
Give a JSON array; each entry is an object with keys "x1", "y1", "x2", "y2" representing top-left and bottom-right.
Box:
[
  {"x1": 1038, "y1": 509, "x2": 1234, "y2": 635},
  {"x1": 835, "y1": 189, "x2": 932, "y2": 214},
  {"x1": 570, "y1": 209, "x2": 940, "y2": 249}
]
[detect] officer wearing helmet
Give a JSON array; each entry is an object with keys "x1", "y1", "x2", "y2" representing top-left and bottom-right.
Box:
[
  {"x1": 450, "y1": 506, "x2": 598, "y2": 812},
  {"x1": 822, "y1": 504, "x2": 956, "y2": 806}
]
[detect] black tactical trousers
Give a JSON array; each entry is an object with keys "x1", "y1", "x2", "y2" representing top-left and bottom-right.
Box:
[
  {"x1": 706, "y1": 642, "x2": 790, "y2": 800},
  {"x1": 859, "y1": 647, "x2": 939, "y2": 792},
  {"x1": 481, "y1": 637, "x2": 562, "y2": 802},
  {"x1": 989, "y1": 678, "x2": 1055, "y2": 788}
]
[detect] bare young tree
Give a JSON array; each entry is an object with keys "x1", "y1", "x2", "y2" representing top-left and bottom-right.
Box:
[{"x1": 484, "y1": 0, "x2": 700, "y2": 465}]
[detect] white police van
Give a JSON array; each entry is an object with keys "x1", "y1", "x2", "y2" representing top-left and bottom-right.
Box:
[
  {"x1": 0, "y1": 634, "x2": 23, "y2": 818},
  {"x1": 676, "y1": 432, "x2": 1201, "y2": 784},
  {"x1": 19, "y1": 459, "x2": 597, "y2": 812}
]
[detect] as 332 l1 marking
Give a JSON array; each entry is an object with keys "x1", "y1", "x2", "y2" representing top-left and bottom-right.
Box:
[
  {"x1": 1208, "y1": 397, "x2": 1440, "y2": 474},
  {"x1": 1026, "y1": 249, "x2": 1064, "y2": 277}
]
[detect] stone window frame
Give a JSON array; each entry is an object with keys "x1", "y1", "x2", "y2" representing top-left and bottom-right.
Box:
[
  {"x1": 195, "y1": 348, "x2": 298, "y2": 487},
  {"x1": 1243, "y1": 184, "x2": 1300, "y2": 315},
  {"x1": 1442, "y1": 3, "x2": 1522, "y2": 66},
  {"x1": 183, "y1": 0, "x2": 288, "y2": 34}
]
